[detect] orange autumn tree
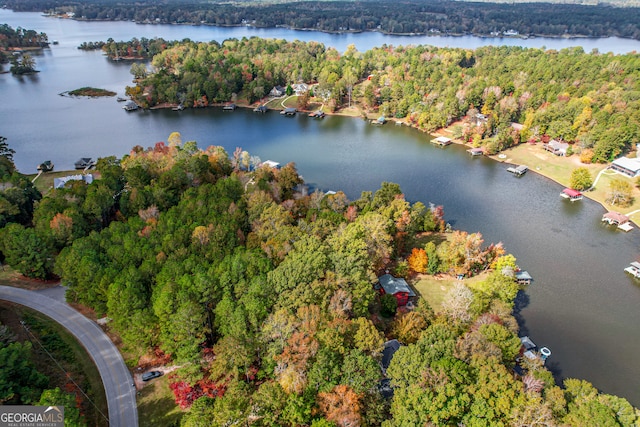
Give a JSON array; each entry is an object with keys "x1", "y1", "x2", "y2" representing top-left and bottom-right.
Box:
[
  {"x1": 407, "y1": 247, "x2": 428, "y2": 273},
  {"x1": 317, "y1": 384, "x2": 362, "y2": 427}
]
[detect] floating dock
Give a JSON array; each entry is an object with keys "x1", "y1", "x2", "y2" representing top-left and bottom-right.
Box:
[{"x1": 507, "y1": 165, "x2": 528, "y2": 176}]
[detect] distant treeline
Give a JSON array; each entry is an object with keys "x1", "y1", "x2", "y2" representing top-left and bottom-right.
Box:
[{"x1": 6, "y1": 0, "x2": 640, "y2": 40}]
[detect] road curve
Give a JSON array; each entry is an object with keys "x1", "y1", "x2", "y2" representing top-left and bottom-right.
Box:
[{"x1": 0, "y1": 286, "x2": 138, "y2": 427}]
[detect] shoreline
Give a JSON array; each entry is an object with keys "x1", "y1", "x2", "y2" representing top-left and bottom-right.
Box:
[{"x1": 133, "y1": 98, "x2": 639, "y2": 227}]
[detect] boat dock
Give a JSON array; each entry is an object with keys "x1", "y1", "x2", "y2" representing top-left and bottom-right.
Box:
[
  {"x1": 309, "y1": 110, "x2": 325, "y2": 118},
  {"x1": 253, "y1": 105, "x2": 268, "y2": 113},
  {"x1": 432, "y1": 136, "x2": 452, "y2": 147},
  {"x1": 123, "y1": 101, "x2": 138, "y2": 111},
  {"x1": 507, "y1": 165, "x2": 528, "y2": 176},
  {"x1": 624, "y1": 261, "x2": 640, "y2": 278},
  {"x1": 515, "y1": 270, "x2": 533, "y2": 285},
  {"x1": 281, "y1": 107, "x2": 297, "y2": 116},
  {"x1": 519, "y1": 336, "x2": 551, "y2": 363},
  {"x1": 602, "y1": 211, "x2": 634, "y2": 232},
  {"x1": 560, "y1": 188, "x2": 583, "y2": 201},
  {"x1": 223, "y1": 103, "x2": 236, "y2": 111},
  {"x1": 467, "y1": 147, "x2": 483, "y2": 156}
]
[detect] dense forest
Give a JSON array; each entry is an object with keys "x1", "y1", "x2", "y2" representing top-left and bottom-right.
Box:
[
  {"x1": 6, "y1": 0, "x2": 640, "y2": 39},
  {"x1": 0, "y1": 132, "x2": 638, "y2": 425},
  {"x1": 128, "y1": 37, "x2": 640, "y2": 162}
]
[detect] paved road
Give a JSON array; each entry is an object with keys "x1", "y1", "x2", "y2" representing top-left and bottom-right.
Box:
[{"x1": 0, "y1": 286, "x2": 138, "y2": 427}]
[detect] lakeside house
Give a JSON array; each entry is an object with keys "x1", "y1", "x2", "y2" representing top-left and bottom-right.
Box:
[
  {"x1": 261, "y1": 160, "x2": 280, "y2": 169},
  {"x1": 269, "y1": 86, "x2": 285, "y2": 97},
  {"x1": 543, "y1": 139, "x2": 569, "y2": 156},
  {"x1": 292, "y1": 83, "x2": 309, "y2": 95},
  {"x1": 610, "y1": 157, "x2": 640, "y2": 177},
  {"x1": 375, "y1": 274, "x2": 416, "y2": 306},
  {"x1": 54, "y1": 174, "x2": 94, "y2": 189}
]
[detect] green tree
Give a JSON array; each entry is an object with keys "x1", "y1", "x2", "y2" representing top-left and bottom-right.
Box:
[
  {"x1": 0, "y1": 341, "x2": 48, "y2": 404},
  {"x1": 38, "y1": 387, "x2": 86, "y2": 427},
  {"x1": 569, "y1": 167, "x2": 593, "y2": 191},
  {"x1": 0, "y1": 136, "x2": 16, "y2": 177},
  {"x1": 0, "y1": 223, "x2": 54, "y2": 279}
]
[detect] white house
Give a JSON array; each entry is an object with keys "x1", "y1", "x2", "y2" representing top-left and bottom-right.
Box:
[{"x1": 610, "y1": 157, "x2": 640, "y2": 177}]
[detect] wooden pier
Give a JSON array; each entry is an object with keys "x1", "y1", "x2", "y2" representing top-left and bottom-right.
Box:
[{"x1": 507, "y1": 165, "x2": 528, "y2": 176}]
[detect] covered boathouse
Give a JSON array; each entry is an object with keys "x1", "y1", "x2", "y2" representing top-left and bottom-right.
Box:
[
  {"x1": 602, "y1": 211, "x2": 634, "y2": 232},
  {"x1": 560, "y1": 188, "x2": 583, "y2": 201}
]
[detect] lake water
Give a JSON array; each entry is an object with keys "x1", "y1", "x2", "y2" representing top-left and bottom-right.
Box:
[{"x1": 2, "y1": 9, "x2": 640, "y2": 405}]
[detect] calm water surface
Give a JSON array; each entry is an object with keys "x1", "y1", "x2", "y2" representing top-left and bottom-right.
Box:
[{"x1": 2, "y1": 9, "x2": 640, "y2": 405}]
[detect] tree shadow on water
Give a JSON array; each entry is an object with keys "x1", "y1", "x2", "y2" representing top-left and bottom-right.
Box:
[{"x1": 513, "y1": 290, "x2": 530, "y2": 336}]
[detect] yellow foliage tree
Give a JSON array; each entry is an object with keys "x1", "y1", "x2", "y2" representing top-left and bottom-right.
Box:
[{"x1": 407, "y1": 247, "x2": 428, "y2": 273}]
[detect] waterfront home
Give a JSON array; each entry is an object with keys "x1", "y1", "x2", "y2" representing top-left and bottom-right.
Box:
[
  {"x1": 269, "y1": 86, "x2": 285, "y2": 97},
  {"x1": 610, "y1": 157, "x2": 640, "y2": 177},
  {"x1": 292, "y1": 83, "x2": 309, "y2": 95},
  {"x1": 543, "y1": 139, "x2": 569, "y2": 156},
  {"x1": 54, "y1": 174, "x2": 94, "y2": 189},
  {"x1": 375, "y1": 274, "x2": 416, "y2": 306},
  {"x1": 261, "y1": 160, "x2": 280, "y2": 169},
  {"x1": 560, "y1": 188, "x2": 583, "y2": 201}
]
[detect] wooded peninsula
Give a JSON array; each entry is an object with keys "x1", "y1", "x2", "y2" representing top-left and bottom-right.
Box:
[{"x1": 123, "y1": 37, "x2": 640, "y2": 164}]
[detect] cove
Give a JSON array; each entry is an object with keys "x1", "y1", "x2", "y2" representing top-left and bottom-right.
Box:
[{"x1": 2, "y1": 8, "x2": 640, "y2": 405}]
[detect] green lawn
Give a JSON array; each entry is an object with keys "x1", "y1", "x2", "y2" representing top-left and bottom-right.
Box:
[
  {"x1": 412, "y1": 272, "x2": 490, "y2": 313},
  {"x1": 137, "y1": 375, "x2": 183, "y2": 427},
  {"x1": 496, "y1": 143, "x2": 640, "y2": 218}
]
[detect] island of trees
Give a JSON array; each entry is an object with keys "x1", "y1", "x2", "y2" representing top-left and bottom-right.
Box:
[
  {"x1": 7, "y1": 0, "x2": 640, "y2": 39},
  {"x1": 0, "y1": 133, "x2": 637, "y2": 425},
  {"x1": 124, "y1": 37, "x2": 640, "y2": 164},
  {"x1": 65, "y1": 87, "x2": 117, "y2": 97}
]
